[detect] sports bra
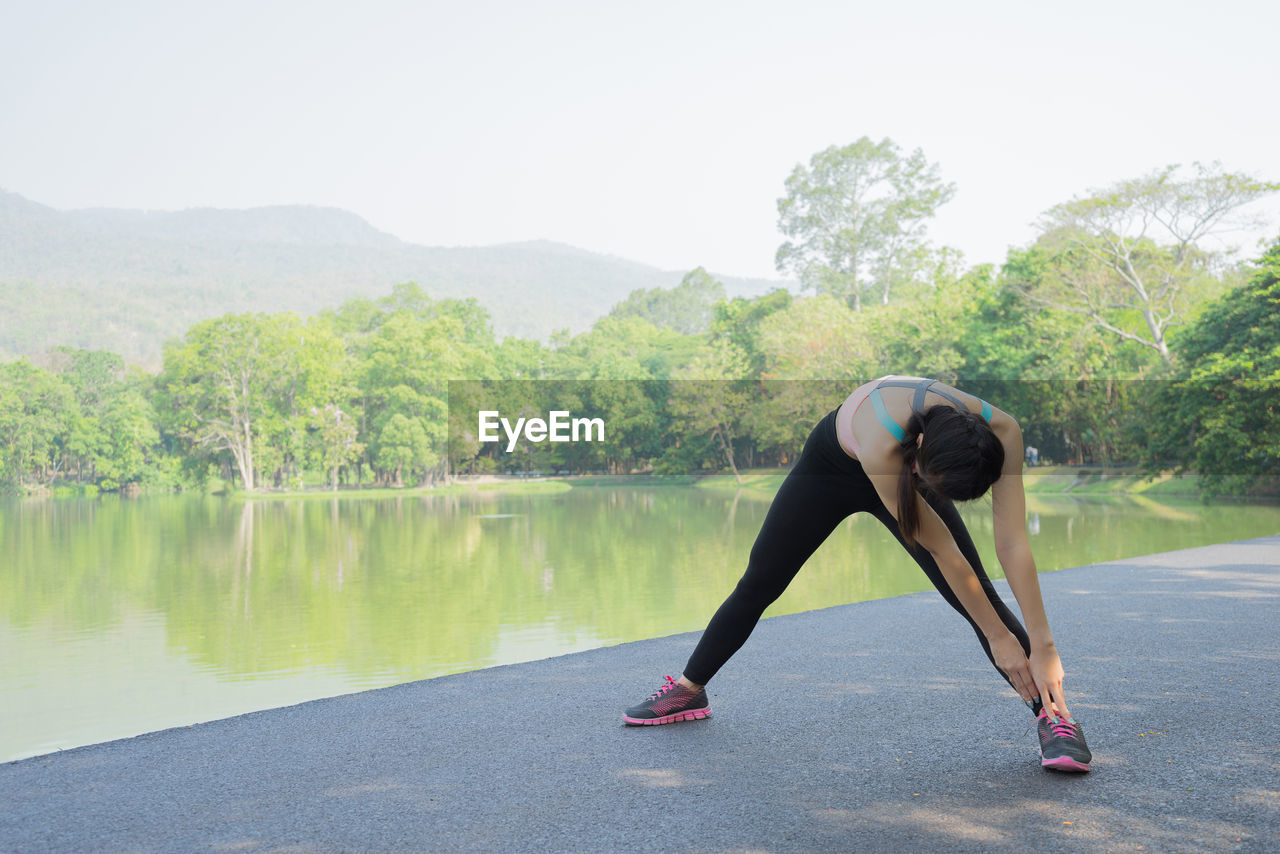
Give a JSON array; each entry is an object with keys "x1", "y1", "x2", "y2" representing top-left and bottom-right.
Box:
[{"x1": 842, "y1": 376, "x2": 992, "y2": 456}]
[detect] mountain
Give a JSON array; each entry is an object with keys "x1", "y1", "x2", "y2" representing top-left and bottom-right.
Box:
[
  {"x1": 0, "y1": 190, "x2": 786, "y2": 367},
  {"x1": 62, "y1": 204, "x2": 404, "y2": 248}
]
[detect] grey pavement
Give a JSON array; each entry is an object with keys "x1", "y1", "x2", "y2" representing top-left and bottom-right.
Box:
[{"x1": 2, "y1": 536, "x2": 1279, "y2": 853}]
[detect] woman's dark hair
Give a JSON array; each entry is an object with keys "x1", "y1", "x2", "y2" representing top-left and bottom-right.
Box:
[{"x1": 896, "y1": 405, "x2": 1005, "y2": 548}]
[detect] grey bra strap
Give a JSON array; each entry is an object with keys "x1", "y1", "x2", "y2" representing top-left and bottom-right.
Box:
[
  {"x1": 916, "y1": 380, "x2": 969, "y2": 413},
  {"x1": 876, "y1": 378, "x2": 969, "y2": 414},
  {"x1": 912, "y1": 380, "x2": 933, "y2": 413}
]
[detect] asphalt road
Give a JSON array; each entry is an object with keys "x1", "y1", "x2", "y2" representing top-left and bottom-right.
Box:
[{"x1": 2, "y1": 536, "x2": 1278, "y2": 853}]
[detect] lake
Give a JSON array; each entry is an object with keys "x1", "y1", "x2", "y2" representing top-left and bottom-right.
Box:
[{"x1": 3, "y1": 483, "x2": 1277, "y2": 762}]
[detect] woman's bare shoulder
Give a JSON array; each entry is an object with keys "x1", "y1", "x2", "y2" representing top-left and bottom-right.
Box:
[
  {"x1": 853, "y1": 429, "x2": 903, "y2": 477},
  {"x1": 988, "y1": 406, "x2": 1021, "y2": 440}
]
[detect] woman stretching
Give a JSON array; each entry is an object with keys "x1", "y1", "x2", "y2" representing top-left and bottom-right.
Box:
[{"x1": 623, "y1": 375, "x2": 1092, "y2": 772}]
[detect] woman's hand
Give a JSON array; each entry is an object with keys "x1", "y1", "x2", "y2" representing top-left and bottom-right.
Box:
[
  {"x1": 1029, "y1": 641, "x2": 1072, "y2": 719},
  {"x1": 989, "y1": 631, "x2": 1036, "y2": 705}
]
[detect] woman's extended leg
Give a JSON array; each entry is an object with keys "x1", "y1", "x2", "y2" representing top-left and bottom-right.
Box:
[
  {"x1": 681, "y1": 410, "x2": 874, "y2": 686},
  {"x1": 624, "y1": 409, "x2": 879, "y2": 725}
]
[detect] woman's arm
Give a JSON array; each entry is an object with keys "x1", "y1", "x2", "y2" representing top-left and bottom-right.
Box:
[
  {"x1": 991, "y1": 417, "x2": 1073, "y2": 717},
  {"x1": 865, "y1": 465, "x2": 1042, "y2": 705}
]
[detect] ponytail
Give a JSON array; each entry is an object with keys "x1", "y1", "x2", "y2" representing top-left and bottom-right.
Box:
[{"x1": 896, "y1": 411, "x2": 926, "y2": 549}]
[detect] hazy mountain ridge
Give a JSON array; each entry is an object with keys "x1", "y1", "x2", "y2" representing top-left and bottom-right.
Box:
[
  {"x1": 0, "y1": 191, "x2": 785, "y2": 367},
  {"x1": 62, "y1": 204, "x2": 405, "y2": 248}
]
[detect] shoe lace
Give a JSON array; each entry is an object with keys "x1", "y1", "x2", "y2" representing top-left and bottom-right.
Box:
[
  {"x1": 646, "y1": 675, "x2": 679, "y2": 701},
  {"x1": 1044, "y1": 715, "x2": 1079, "y2": 739}
]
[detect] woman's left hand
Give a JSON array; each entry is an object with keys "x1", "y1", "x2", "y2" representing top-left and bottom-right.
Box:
[{"x1": 1029, "y1": 642, "x2": 1072, "y2": 719}]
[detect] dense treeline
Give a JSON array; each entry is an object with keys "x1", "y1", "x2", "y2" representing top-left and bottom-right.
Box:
[
  {"x1": 2, "y1": 244, "x2": 1277, "y2": 497},
  {"x1": 3, "y1": 154, "x2": 1278, "y2": 497}
]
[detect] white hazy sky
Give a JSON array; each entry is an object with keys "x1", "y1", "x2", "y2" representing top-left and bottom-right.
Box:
[{"x1": 3, "y1": 0, "x2": 1277, "y2": 280}]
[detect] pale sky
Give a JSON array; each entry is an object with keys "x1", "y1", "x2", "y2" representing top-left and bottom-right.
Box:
[{"x1": 3, "y1": 0, "x2": 1277, "y2": 280}]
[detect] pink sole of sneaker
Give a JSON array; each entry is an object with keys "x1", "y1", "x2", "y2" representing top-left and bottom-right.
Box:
[
  {"x1": 1042, "y1": 756, "x2": 1091, "y2": 772},
  {"x1": 622, "y1": 708, "x2": 711, "y2": 726}
]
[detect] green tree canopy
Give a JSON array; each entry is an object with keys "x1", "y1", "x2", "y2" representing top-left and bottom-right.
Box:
[
  {"x1": 776, "y1": 137, "x2": 955, "y2": 311},
  {"x1": 608, "y1": 267, "x2": 726, "y2": 335},
  {"x1": 1145, "y1": 241, "x2": 1280, "y2": 492},
  {"x1": 0, "y1": 360, "x2": 80, "y2": 489},
  {"x1": 157, "y1": 313, "x2": 348, "y2": 490}
]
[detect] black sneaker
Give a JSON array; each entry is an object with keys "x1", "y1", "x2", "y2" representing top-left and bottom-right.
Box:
[
  {"x1": 623, "y1": 676, "x2": 711, "y2": 726},
  {"x1": 1037, "y1": 709, "x2": 1092, "y2": 772}
]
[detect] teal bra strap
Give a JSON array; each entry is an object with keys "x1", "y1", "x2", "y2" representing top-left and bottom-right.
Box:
[
  {"x1": 980, "y1": 400, "x2": 992, "y2": 422},
  {"x1": 868, "y1": 388, "x2": 906, "y2": 442}
]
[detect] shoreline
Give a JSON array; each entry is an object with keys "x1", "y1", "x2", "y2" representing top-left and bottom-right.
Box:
[{"x1": 19, "y1": 465, "x2": 1280, "y2": 503}]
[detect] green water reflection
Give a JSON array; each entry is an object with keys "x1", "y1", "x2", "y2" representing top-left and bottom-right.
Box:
[{"x1": 2, "y1": 485, "x2": 1277, "y2": 761}]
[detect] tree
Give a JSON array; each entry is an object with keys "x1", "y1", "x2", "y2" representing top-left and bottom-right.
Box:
[
  {"x1": 757, "y1": 293, "x2": 876, "y2": 382},
  {"x1": 94, "y1": 379, "x2": 160, "y2": 489},
  {"x1": 43, "y1": 347, "x2": 127, "y2": 483},
  {"x1": 45, "y1": 347, "x2": 124, "y2": 412},
  {"x1": 735, "y1": 294, "x2": 861, "y2": 459},
  {"x1": 609, "y1": 267, "x2": 726, "y2": 335},
  {"x1": 1021, "y1": 163, "x2": 1279, "y2": 365},
  {"x1": 309, "y1": 403, "x2": 362, "y2": 490},
  {"x1": 0, "y1": 360, "x2": 80, "y2": 489},
  {"x1": 374, "y1": 412, "x2": 431, "y2": 487},
  {"x1": 355, "y1": 295, "x2": 497, "y2": 486},
  {"x1": 540, "y1": 315, "x2": 696, "y2": 474},
  {"x1": 1144, "y1": 241, "x2": 1280, "y2": 493},
  {"x1": 710, "y1": 288, "x2": 793, "y2": 376},
  {"x1": 776, "y1": 137, "x2": 956, "y2": 311},
  {"x1": 666, "y1": 342, "x2": 752, "y2": 482},
  {"x1": 158, "y1": 315, "x2": 273, "y2": 490},
  {"x1": 551, "y1": 314, "x2": 703, "y2": 382},
  {"x1": 359, "y1": 313, "x2": 444, "y2": 486},
  {"x1": 157, "y1": 313, "x2": 348, "y2": 491},
  {"x1": 247, "y1": 315, "x2": 348, "y2": 488}
]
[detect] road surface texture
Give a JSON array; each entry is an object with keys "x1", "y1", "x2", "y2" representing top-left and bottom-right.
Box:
[{"x1": 3, "y1": 536, "x2": 1278, "y2": 853}]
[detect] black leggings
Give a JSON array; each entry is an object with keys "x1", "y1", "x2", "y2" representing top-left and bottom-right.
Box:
[{"x1": 683, "y1": 407, "x2": 1032, "y2": 691}]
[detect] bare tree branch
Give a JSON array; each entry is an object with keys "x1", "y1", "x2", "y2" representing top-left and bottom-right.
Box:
[{"x1": 1025, "y1": 164, "x2": 1278, "y2": 365}]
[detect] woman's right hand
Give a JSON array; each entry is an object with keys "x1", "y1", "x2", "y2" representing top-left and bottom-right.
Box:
[{"x1": 988, "y1": 631, "x2": 1035, "y2": 704}]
